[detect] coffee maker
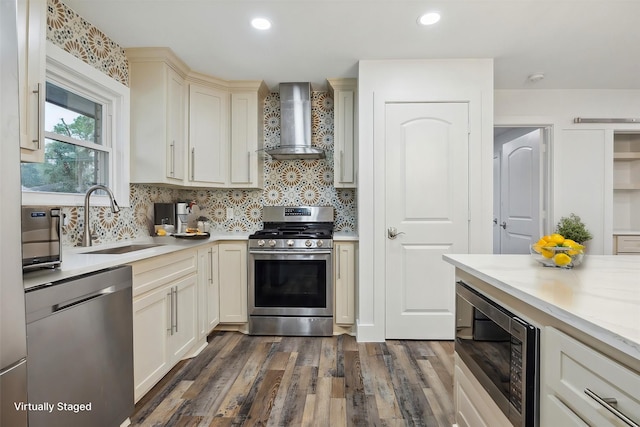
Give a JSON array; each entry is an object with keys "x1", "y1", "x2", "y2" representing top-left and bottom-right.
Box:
[{"x1": 153, "y1": 203, "x2": 190, "y2": 233}]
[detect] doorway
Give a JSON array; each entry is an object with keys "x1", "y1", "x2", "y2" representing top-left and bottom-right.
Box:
[{"x1": 493, "y1": 126, "x2": 551, "y2": 254}]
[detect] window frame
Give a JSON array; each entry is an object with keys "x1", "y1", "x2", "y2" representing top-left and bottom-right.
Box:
[{"x1": 21, "y1": 42, "x2": 130, "y2": 207}]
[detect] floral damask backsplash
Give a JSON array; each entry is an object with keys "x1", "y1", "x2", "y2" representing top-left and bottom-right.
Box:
[
  {"x1": 60, "y1": 92, "x2": 357, "y2": 247},
  {"x1": 48, "y1": 0, "x2": 357, "y2": 247}
]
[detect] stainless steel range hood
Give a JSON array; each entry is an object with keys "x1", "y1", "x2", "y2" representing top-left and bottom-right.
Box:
[{"x1": 264, "y1": 82, "x2": 325, "y2": 160}]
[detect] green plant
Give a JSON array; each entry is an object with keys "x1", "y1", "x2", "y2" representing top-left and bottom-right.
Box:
[{"x1": 555, "y1": 213, "x2": 592, "y2": 244}]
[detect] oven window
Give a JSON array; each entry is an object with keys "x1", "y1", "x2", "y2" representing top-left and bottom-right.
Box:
[{"x1": 254, "y1": 259, "x2": 327, "y2": 308}]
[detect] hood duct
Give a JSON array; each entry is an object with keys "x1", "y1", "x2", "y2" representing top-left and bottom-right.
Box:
[{"x1": 264, "y1": 82, "x2": 325, "y2": 160}]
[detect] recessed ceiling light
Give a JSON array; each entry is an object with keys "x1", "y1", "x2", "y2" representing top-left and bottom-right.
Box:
[
  {"x1": 418, "y1": 12, "x2": 441, "y2": 26},
  {"x1": 251, "y1": 17, "x2": 272, "y2": 30}
]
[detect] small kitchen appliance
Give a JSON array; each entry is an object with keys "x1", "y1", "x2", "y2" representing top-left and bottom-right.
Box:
[
  {"x1": 21, "y1": 206, "x2": 62, "y2": 271},
  {"x1": 248, "y1": 206, "x2": 334, "y2": 336},
  {"x1": 154, "y1": 202, "x2": 190, "y2": 233}
]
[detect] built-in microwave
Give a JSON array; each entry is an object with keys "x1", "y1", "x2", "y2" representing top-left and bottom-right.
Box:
[{"x1": 455, "y1": 281, "x2": 539, "y2": 427}]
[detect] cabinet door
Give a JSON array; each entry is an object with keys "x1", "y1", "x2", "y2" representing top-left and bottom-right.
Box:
[
  {"x1": 132, "y1": 286, "x2": 170, "y2": 402},
  {"x1": 218, "y1": 242, "x2": 248, "y2": 323},
  {"x1": 230, "y1": 91, "x2": 264, "y2": 188},
  {"x1": 188, "y1": 83, "x2": 229, "y2": 185},
  {"x1": 197, "y1": 245, "x2": 220, "y2": 340},
  {"x1": 328, "y1": 78, "x2": 357, "y2": 188},
  {"x1": 166, "y1": 67, "x2": 185, "y2": 181},
  {"x1": 167, "y1": 273, "x2": 198, "y2": 362},
  {"x1": 334, "y1": 242, "x2": 356, "y2": 324},
  {"x1": 18, "y1": 0, "x2": 46, "y2": 162}
]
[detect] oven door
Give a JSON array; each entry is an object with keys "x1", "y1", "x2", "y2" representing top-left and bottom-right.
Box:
[{"x1": 249, "y1": 249, "x2": 332, "y2": 317}]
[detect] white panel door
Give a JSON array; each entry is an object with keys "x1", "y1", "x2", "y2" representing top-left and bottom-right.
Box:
[
  {"x1": 385, "y1": 102, "x2": 469, "y2": 339},
  {"x1": 500, "y1": 129, "x2": 541, "y2": 253}
]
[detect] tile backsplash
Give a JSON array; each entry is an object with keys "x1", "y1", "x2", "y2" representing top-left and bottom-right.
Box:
[{"x1": 49, "y1": 0, "x2": 357, "y2": 247}]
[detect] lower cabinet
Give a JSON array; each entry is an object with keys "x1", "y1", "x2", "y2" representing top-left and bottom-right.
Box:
[
  {"x1": 541, "y1": 327, "x2": 640, "y2": 427},
  {"x1": 454, "y1": 353, "x2": 512, "y2": 427},
  {"x1": 218, "y1": 242, "x2": 248, "y2": 323},
  {"x1": 334, "y1": 242, "x2": 356, "y2": 325},
  {"x1": 197, "y1": 244, "x2": 220, "y2": 340},
  {"x1": 132, "y1": 270, "x2": 197, "y2": 402}
]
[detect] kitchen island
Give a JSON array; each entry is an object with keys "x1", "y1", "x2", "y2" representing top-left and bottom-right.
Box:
[{"x1": 443, "y1": 254, "x2": 640, "y2": 427}]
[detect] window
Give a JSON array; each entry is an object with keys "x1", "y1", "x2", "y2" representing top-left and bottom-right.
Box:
[{"x1": 21, "y1": 42, "x2": 130, "y2": 207}]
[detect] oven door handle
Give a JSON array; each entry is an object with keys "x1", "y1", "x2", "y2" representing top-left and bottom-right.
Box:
[{"x1": 249, "y1": 250, "x2": 332, "y2": 255}]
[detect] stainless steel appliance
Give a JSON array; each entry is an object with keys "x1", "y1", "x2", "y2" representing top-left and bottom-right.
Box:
[
  {"x1": 21, "y1": 206, "x2": 62, "y2": 270},
  {"x1": 1, "y1": 0, "x2": 28, "y2": 424},
  {"x1": 154, "y1": 202, "x2": 190, "y2": 233},
  {"x1": 25, "y1": 266, "x2": 134, "y2": 427},
  {"x1": 455, "y1": 281, "x2": 539, "y2": 427},
  {"x1": 249, "y1": 206, "x2": 334, "y2": 336}
]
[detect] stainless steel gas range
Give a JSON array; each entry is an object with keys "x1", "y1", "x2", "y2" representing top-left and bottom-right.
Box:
[{"x1": 248, "y1": 206, "x2": 334, "y2": 336}]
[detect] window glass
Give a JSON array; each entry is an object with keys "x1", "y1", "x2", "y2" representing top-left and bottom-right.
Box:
[{"x1": 21, "y1": 82, "x2": 109, "y2": 194}]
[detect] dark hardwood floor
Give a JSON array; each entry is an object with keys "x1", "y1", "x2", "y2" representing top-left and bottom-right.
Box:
[{"x1": 131, "y1": 332, "x2": 455, "y2": 427}]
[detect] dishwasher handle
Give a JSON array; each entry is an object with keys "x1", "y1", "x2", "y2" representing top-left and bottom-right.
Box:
[{"x1": 53, "y1": 285, "x2": 117, "y2": 312}]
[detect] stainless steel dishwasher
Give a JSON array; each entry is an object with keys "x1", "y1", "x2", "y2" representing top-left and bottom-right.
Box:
[{"x1": 25, "y1": 265, "x2": 134, "y2": 427}]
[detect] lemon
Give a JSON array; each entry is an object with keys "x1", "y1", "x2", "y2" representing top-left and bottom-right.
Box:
[
  {"x1": 553, "y1": 253, "x2": 572, "y2": 266},
  {"x1": 540, "y1": 243, "x2": 557, "y2": 258},
  {"x1": 549, "y1": 233, "x2": 565, "y2": 245},
  {"x1": 157, "y1": 229, "x2": 167, "y2": 236},
  {"x1": 541, "y1": 235, "x2": 552, "y2": 243}
]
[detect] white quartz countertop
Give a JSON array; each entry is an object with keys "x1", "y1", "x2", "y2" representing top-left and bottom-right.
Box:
[
  {"x1": 23, "y1": 233, "x2": 250, "y2": 290},
  {"x1": 443, "y1": 254, "x2": 640, "y2": 363},
  {"x1": 333, "y1": 231, "x2": 359, "y2": 241}
]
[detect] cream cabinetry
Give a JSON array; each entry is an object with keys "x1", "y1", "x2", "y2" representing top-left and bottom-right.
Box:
[
  {"x1": 334, "y1": 242, "x2": 356, "y2": 325},
  {"x1": 229, "y1": 84, "x2": 269, "y2": 189},
  {"x1": 218, "y1": 242, "x2": 248, "y2": 323},
  {"x1": 454, "y1": 354, "x2": 511, "y2": 427},
  {"x1": 328, "y1": 78, "x2": 357, "y2": 188},
  {"x1": 614, "y1": 234, "x2": 640, "y2": 254},
  {"x1": 127, "y1": 47, "x2": 267, "y2": 189},
  {"x1": 197, "y1": 244, "x2": 220, "y2": 341},
  {"x1": 188, "y1": 81, "x2": 229, "y2": 186},
  {"x1": 542, "y1": 327, "x2": 640, "y2": 427},
  {"x1": 130, "y1": 249, "x2": 198, "y2": 402},
  {"x1": 17, "y1": 0, "x2": 46, "y2": 162},
  {"x1": 127, "y1": 48, "x2": 188, "y2": 185}
]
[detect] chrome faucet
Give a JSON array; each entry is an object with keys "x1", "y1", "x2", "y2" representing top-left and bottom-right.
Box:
[{"x1": 82, "y1": 185, "x2": 120, "y2": 246}]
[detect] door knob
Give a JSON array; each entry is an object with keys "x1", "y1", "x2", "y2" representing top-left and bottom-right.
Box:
[
  {"x1": 493, "y1": 218, "x2": 498, "y2": 225},
  {"x1": 388, "y1": 227, "x2": 405, "y2": 239},
  {"x1": 500, "y1": 221, "x2": 507, "y2": 229}
]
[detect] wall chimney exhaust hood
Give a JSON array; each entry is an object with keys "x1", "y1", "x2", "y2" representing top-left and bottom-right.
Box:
[{"x1": 264, "y1": 82, "x2": 325, "y2": 160}]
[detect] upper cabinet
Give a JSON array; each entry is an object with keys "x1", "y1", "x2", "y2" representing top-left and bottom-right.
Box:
[
  {"x1": 18, "y1": 0, "x2": 46, "y2": 163},
  {"x1": 229, "y1": 83, "x2": 269, "y2": 189},
  {"x1": 127, "y1": 48, "x2": 189, "y2": 185},
  {"x1": 328, "y1": 78, "x2": 358, "y2": 188},
  {"x1": 126, "y1": 48, "x2": 267, "y2": 189}
]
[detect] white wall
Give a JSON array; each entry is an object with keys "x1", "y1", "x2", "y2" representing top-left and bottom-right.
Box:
[
  {"x1": 495, "y1": 89, "x2": 640, "y2": 254},
  {"x1": 357, "y1": 59, "x2": 494, "y2": 342}
]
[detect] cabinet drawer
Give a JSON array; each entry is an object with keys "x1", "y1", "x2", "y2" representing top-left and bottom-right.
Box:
[
  {"x1": 543, "y1": 327, "x2": 640, "y2": 426},
  {"x1": 130, "y1": 249, "x2": 197, "y2": 296},
  {"x1": 616, "y1": 235, "x2": 640, "y2": 254}
]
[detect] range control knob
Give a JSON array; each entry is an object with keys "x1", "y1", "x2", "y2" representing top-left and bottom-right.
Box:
[
  {"x1": 268, "y1": 239, "x2": 277, "y2": 247},
  {"x1": 305, "y1": 240, "x2": 313, "y2": 247},
  {"x1": 287, "y1": 239, "x2": 295, "y2": 247},
  {"x1": 257, "y1": 239, "x2": 265, "y2": 247},
  {"x1": 316, "y1": 240, "x2": 324, "y2": 248}
]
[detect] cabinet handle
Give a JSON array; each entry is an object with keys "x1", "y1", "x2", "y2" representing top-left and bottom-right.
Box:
[
  {"x1": 169, "y1": 141, "x2": 175, "y2": 176},
  {"x1": 208, "y1": 248, "x2": 214, "y2": 283},
  {"x1": 32, "y1": 83, "x2": 42, "y2": 148},
  {"x1": 585, "y1": 388, "x2": 639, "y2": 427},
  {"x1": 173, "y1": 287, "x2": 178, "y2": 333},
  {"x1": 247, "y1": 151, "x2": 251, "y2": 182},
  {"x1": 191, "y1": 148, "x2": 195, "y2": 181},
  {"x1": 167, "y1": 289, "x2": 174, "y2": 335}
]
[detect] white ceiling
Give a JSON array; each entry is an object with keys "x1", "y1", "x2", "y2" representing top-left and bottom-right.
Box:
[{"x1": 63, "y1": 0, "x2": 640, "y2": 91}]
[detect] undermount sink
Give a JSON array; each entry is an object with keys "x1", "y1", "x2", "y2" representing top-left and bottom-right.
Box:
[{"x1": 81, "y1": 243, "x2": 165, "y2": 255}]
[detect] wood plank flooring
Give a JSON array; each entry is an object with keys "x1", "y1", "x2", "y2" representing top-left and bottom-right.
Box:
[{"x1": 131, "y1": 332, "x2": 454, "y2": 427}]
